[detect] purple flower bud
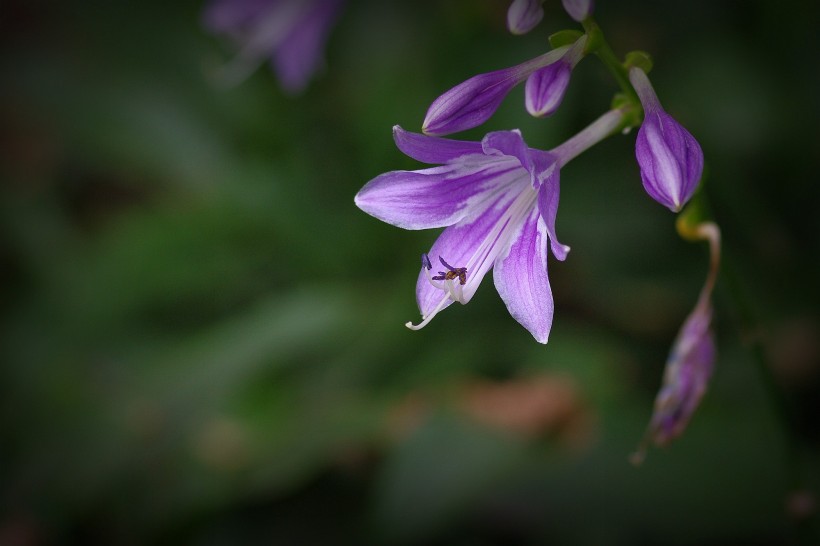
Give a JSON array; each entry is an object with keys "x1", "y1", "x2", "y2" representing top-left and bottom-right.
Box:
[
  {"x1": 422, "y1": 67, "x2": 524, "y2": 136},
  {"x1": 507, "y1": 0, "x2": 544, "y2": 35},
  {"x1": 631, "y1": 221, "x2": 720, "y2": 465},
  {"x1": 647, "y1": 301, "x2": 715, "y2": 447},
  {"x1": 524, "y1": 36, "x2": 585, "y2": 118},
  {"x1": 561, "y1": 0, "x2": 594, "y2": 22},
  {"x1": 630, "y1": 67, "x2": 704, "y2": 212}
]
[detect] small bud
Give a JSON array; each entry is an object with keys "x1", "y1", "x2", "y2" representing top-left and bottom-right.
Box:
[
  {"x1": 629, "y1": 67, "x2": 704, "y2": 212},
  {"x1": 507, "y1": 0, "x2": 544, "y2": 35},
  {"x1": 524, "y1": 35, "x2": 586, "y2": 118},
  {"x1": 561, "y1": 0, "x2": 594, "y2": 22},
  {"x1": 525, "y1": 62, "x2": 571, "y2": 118}
]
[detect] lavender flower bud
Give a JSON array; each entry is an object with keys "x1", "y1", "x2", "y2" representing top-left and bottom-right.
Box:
[
  {"x1": 629, "y1": 67, "x2": 704, "y2": 212},
  {"x1": 507, "y1": 0, "x2": 544, "y2": 35},
  {"x1": 561, "y1": 0, "x2": 594, "y2": 22},
  {"x1": 524, "y1": 36, "x2": 586, "y2": 118}
]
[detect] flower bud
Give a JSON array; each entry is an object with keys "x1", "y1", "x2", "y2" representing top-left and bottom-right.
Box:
[
  {"x1": 629, "y1": 67, "x2": 704, "y2": 212},
  {"x1": 649, "y1": 302, "x2": 715, "y2": 446},
  {"x1": 422, "y1": 68, "x2": 522, "y2": 136},
  {"x1": 524, "y1": 35, "x2": 585, "y2": 118},
  {"x1": 561, "y1": 0, "x2": 593, "y2": 22},
  {"x1": 507, "y1": 0, "x2": 544, "y2": 35}
]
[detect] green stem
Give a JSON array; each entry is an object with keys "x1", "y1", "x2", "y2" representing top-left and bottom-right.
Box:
[{"x1": 582, "y1": 18, "x2": 640, "y2": 106}]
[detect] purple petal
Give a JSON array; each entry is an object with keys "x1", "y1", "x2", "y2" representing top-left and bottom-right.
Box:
[
  {"x1": 482, "y1": 130, "x2": 559, "y2": 188},
  {"x1": 493, "y1": 209, "x2": 554, "y2": 343},
  {"x1": 561, "y1": 0, "x2": 594, "y2": 22},
  {"x1": 536, "y1": 171, "x2": 570, "y2": 260},
  {"x1": 422, "y1": 67, "x2": 523, "y2": 136},
  {"x1": 507, "y1": 0, "x2": 544, "y2": 35},
  {"x1": 524, "y1": 61, "x2": 571, "y2": 118},
  {"x1": 273, "y1": 0, "x2": 344, "y2": 93},
  {"x1": 393, "y1": 126, "x2": 484, "y2": 164},
  {"x1": 635, "y1": 110, "x2": 704, "y2": 212},
  {"x1": 355, "y1": 160, "x2": 523, "y2": 230}
]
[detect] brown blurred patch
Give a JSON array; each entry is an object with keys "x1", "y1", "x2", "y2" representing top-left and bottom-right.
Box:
[
  {"x1": 455, "y1": 375, "x2": 596, "y2": 450},
  {"x1": 193, "y1": 417, "x2": 250, "y2": 472},
  {"x1": 384, "y1": 375, "x2": 597, "y2": 451}
]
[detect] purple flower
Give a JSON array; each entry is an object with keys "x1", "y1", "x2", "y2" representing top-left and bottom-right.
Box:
[
  {"x1": 203, "y1": 0, "x2": 344, "y2": 93},
  {"x1": 629, "y1": 67, "x2": 704, "y2": 212},
  {"x1": 355, "y1": 111, "x2": 624, "y2": 342},
  {"x1": 561, "y1": 0, "x2": 594, "y2": 22},
  {"x1": 507, "y1": 0, "x2": 545, "y2": 35},
  {"x1": 422, "y1": 36, "x2": 587, "y2": 136}
]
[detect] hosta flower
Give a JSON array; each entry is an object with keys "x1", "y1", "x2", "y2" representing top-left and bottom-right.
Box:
[
  {"x1": 507, "y1": 0, "x2": 545, "y2": 35},
  {"x1": 203, "y1": 0, "x2": 344, "y2": 92},
  {"x1": 561, "y1": 0, "x2": 594, "y2": 22},
  {"x1": 422, "y1": 36, "x2": 587, "y2": 136},
  {"x1": 629, "y1": 67, "x2": 704, "y2": 212},
  {"x1": 355, "y1": 110, "x2": 624, "y2": 342}
]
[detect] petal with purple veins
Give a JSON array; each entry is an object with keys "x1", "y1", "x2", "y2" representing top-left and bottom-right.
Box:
[
  {"x1": 493, "y1": 209, "x2": 554, "y2": 343},
  {"x1": 393, "y1": 126, "x2": 485, "y2": 165},
  {"x1": 355, "y1": 159, "x2": 524, "y2": 230}
]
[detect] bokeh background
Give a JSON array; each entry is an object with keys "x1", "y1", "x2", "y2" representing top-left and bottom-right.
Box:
[{"x1": 2, "y1": 0, "x2": 819, "y2": 544}]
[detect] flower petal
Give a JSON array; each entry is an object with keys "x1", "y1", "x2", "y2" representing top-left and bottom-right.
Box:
[
  {"x1": 482, "y1": 130, "x2": 558, "y2": 188},
  {"x1": 355, "y1": 159, "x2": 522, "y2": 230},
  {"x1": 536, "y1": 170, "x2": 570, "y2": 260},
  {"x1": 273, "y1": 0, "x2": 344, "y2": 93},
  {"x1": 393, "y1": 126, "x2": 484, "y2": 164},
  {"x1": 493, "y1": 209, "x2": 554, "y2": 343}
]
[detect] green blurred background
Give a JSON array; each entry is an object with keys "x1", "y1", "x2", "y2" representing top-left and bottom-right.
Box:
[{"x1": 2, "y1": 0, "x2": 819, "y2": 544}]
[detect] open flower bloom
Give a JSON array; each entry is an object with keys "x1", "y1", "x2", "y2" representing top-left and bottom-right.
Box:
[
  {"x1": 355, "y1": 110, "x2": 624, "y2": 342},
  {"x1": 629, "y1": 67, "x2": 704, "y2": 212},
  {"x1": 561, "y1": 0, "x2": 594, "y2": 22},
  {"x1": 203, "y1": 0, "x2": 344, "y2": 92},
  {"x1": 631, "y1": 221, "x2": 720, "y2": 464},
  {"x1": 507, "y1": 0, "x2": 545, "y2": 35},
  {"x1": 422, "y1": 36, "x2": 587, "y2": 136}
]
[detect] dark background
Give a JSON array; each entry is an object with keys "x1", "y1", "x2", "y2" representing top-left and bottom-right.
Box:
[{"x1": 2, "y1": 0, "x2": 819, "y2": 544}]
